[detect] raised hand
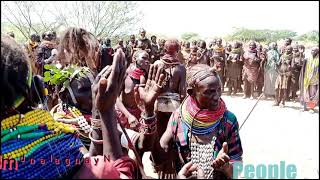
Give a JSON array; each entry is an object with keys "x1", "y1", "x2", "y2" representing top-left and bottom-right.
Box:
[
  {"x1": 94, "y1": 48, "x2": 127, "y2": 113},
  {"x1": 212, "y1": 142, "x2": 230, "y2": 170},
  {"x1": 134, "y1": 64, "x2": 166, "y2": 116}
]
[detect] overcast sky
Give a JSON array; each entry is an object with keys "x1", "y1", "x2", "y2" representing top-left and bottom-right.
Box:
[
  {"x1": 136, "y1": 1, "x2": 319, "y2": 38},
  {"x1": 1, "y1": 1, "x2": 318, "y2": 39}
]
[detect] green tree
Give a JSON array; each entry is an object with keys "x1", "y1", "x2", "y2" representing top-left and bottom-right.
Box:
[
  {"x1": 225, "y1": 27, "x2": 297, "y2": 44},
  {"x1": 296, "y1": 31, "x2": 319, "y2": 43},
  {"x1": 181, "y1": 32, "x2": 200, "y2": 42},
  {"x1": 1, "y1": 1, "x2": 143, "y2": 42}
]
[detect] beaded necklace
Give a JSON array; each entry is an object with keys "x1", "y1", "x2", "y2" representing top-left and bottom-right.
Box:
[
  {"x1": 1, "y1": 109, "x2": 84, "y2": 179},
  {"x1": 129, "y1": 66, "x2": 145, "y2": 80},
  {"x1": 52, "y1": 105, "x2": 92, "y2": 133},
  {"x1": 1, "y1": 124, "x2": 49, "y2": 143},
  {"x1": 213, "y1": 45, "x2": 225, "y2": 53},
  {"x1": 1, "y1": 133, "x2": 83, "y2": 179},
  {"x1": 51, "y1": 104, "x2": 92, "y2": 148},
  {"x1": 180, "y1": 96, "x2": 226, "y2": 135}
]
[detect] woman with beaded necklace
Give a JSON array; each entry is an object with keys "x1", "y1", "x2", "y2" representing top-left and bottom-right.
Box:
[
  {"x1": 1, "y1": 34, "x2": 159, "y2": 179},
  {"x1": 160, "y1": 64, "x2": 243, "y2": 179},
  {"x1": 2, "y1": 33, "x2": 205, "y2": 179}
]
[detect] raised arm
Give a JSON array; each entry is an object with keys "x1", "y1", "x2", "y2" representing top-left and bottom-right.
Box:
[
  {"x1": 132, "y1": 64, "x2": 166, "y2": 151},
  {"x1": 88, "y1": 64, "x2": 112, "y2": 156},
  {"x1": 95, "y1": 48, "x2": 127, "y2": 160}
]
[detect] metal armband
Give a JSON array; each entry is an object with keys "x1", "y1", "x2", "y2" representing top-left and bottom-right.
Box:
[{"x1": 90, "y1": 118, "x2": 102, "y2": 130}]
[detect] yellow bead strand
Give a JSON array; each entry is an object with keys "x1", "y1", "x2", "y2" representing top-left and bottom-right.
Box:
[
  {"x1": 1, "y1": 109, "x2": 76, "y2": 134},
  {"x1": 2, "y1": 133, "x2": 56, "y2": 159}
]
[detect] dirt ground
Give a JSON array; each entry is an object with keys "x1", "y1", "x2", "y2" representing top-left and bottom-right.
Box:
[{"x1": 139, "y1": 93, "x2": 319, "y2": 179}]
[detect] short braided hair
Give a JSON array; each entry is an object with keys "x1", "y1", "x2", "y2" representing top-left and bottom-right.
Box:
[{"x1": 186, "y1": 64, "x2": 222, "y2": 90}]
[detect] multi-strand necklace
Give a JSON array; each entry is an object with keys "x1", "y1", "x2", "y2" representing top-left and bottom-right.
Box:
[
  {"x1": 52, "y1": 104, "x2": 92, "y2": 148},
  {"x1": 1, "y1": 109, "x2": 84, "y2": 179},
  {"x1": 180, "y1": 96, "x2": 226, "y2": 135}
]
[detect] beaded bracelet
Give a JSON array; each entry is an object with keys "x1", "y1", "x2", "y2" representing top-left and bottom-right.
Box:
[
  {"x1": 77, "y1": 116, "x2": 92, "y2": 134},
  {"x1": 139, "y1": 114, "x2": 157, "y2": 135},
  {"x1": 140, "y1": 112, "x2": 157, "y2": 121},
  {"x1": 90, "y1": 118, "x2": 102, "y2": 130},
  {"x1": 88, "y1": 129, "x2": 103, "y2": 144}
]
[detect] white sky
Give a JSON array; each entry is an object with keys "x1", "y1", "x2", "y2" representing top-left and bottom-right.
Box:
[{"x1": 136, "y1": 1, "x2": 319, "y2": 38}]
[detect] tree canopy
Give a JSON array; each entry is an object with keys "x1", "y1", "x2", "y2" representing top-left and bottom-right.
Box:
[
  {"x1": 180, "y1": 32, "x2": 200, "y2": 42},
  {"x1": 1, "y1": 1, "x2": 143, "y2": 43},
  {"x1": 224, "y1": 27, "x2": 301, "y2": 44},
  {"x1": 296, "y1": 30, "x2": 319, "y2": 43}
]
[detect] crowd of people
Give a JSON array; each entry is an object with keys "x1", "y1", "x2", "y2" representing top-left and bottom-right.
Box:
[{"x1": 1, "y1": 27, "x2": 318, "y2": 179}]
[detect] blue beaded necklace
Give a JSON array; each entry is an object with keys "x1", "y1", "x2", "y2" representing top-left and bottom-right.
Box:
[{"x1": 1, "y1": 134, "x2": 84, "y2": 179}]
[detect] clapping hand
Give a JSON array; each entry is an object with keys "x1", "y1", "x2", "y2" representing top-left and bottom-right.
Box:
[{"x1": 134, "y1": 64, "x2": 166, "y2": 116}]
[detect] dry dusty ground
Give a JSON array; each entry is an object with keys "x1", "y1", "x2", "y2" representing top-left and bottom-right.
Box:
[{"x1": 138, "y1": 94, "x2": 319, "y2": 179}]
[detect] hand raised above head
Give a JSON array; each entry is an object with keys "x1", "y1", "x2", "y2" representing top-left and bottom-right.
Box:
[
  {"x1": 94, "y1": 48, "x2": 127, "y2": 113},
  {"x1": 134, "y1": 63, "x2": 166, "y2": 116}
]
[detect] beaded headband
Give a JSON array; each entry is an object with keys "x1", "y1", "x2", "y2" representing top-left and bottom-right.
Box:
[{"x1": 13, "y1": 63, "x2": 33, "y2": 109}]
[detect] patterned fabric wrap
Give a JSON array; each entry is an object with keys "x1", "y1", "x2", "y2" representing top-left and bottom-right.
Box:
[
  {"x1": 266, "y1": 49, "x2": 280, "y2": 70},
  {"x1": 304, "y1": 56, "x2": 319, "y2": 88},
  {"x1": 243, "y1": 50, "x2": 260, "y2": 83},
  {"x1": 303, "y1": 55, "x2": 319, "y2": 107}
]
